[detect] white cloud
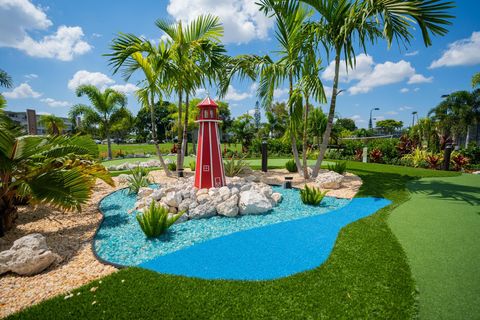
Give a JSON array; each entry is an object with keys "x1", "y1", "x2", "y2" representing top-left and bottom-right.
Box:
[
  {"x1": 3, "y1": 82, "x2": 41, "y2": 99},
  {"x1": 224, "y1": 85, "x2": 252, "y2": 101},
  {"x1": 430, "y1": 31, "x2": 480, "y2": 68},
  {"x1": 414, "y1": 87, "x2": 420, "y2": 92},
  {"x1": 405, "y1": 51, "x2": 419, "y2": 57},
  {"x1": 0, "y1": 0, "x2": 91, "y2": 61},
  {"x1": 24, "y1": 73, "x2": 38, "y2": 79},
  {"x1": 166, "y1": 0, "x2": 273, "y2": 44},
  {"x1": 247, "y1": 109, "x2": 256, "y2": 116},
  {"x1": 408, "y1": 74, "x2": 433, "y2": 84},
  {"x1": 68, "y1": 70, "x2": 114, "y2": 91},
  {"x1": 110, "y1": 83, "x2": 140, "y2": 95},
  {"x1": 400, "y1": 88, "x2": 410, "y2": 93},
  {"x1": 92, "y1": 33, "x2": 102, "y2": 38},
  {"x1": 273, "y1": 87, "x2": 288, "y2": 100},
  {"x1": 195, "y1": 88, "x2": 207, "y2": 97},
  {"x1": 349, "y1": 60, "x2": 416, "y2": 95},
  {"x1": 385, "y1": 111, "x2": 399, "y2": 115},
  {"x1": 322, "y1": 54, "x2": 374, "y2": 83},
  {"x1": 399, "y1": 106, "x2": 413, "y2": 111},
  {"x1": 349, "y1": 114, "x2": 366, "y2": 123},
  {"x1": 41, "y1": 97, "x2": 70, "y2": 107}
]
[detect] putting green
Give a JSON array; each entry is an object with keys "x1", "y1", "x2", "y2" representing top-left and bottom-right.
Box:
[{"x1": 389, "y1": 174, "x2": 480, "y2": 319}]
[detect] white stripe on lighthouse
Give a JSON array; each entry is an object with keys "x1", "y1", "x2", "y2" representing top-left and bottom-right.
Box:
[
  {"x1": 209, "y1": 122, "x2": 214, "y2": 187},
  {"x1": 215, "y1": 124, "x2": 225, "y2": 185}
]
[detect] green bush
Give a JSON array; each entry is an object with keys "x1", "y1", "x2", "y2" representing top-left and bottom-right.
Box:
[
  {"x1": 251, "y1": 138, "x2": 294, "y2": 156},
  {"x1": 285, "y1": 159, "x2": 297, "y2": 172},
  {"x1": 300, "y1": 185, "x2": 327, "y2": 206},
  {"x1": 136, "y1": 201, "x2": 185, "y2": 238},
  {"x1": 367, "y1": 138, "x2": 399, "y2": 163},
  {"x1": 167, "y1": 162, "x2": 176, "y2": 171},
  {"x1": 224, "y1": 157, "x2": 250, "y2": 177},
  {"x1": 328, "y1": 161, "x2": 347, "y2": 174},
  {"x1": 127, "y1": 166, "x2": 150, "y2": 194},
  {"x1": 189, "y1": 161, "x2": 196, "y2": 171}
]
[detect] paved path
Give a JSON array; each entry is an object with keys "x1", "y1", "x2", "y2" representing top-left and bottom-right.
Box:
[{"x1": 389, "y1": 174, "x2": 480, "y2": 320}]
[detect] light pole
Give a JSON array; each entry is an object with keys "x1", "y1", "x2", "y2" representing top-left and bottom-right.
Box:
[
  {"x1": 369, "y1": 107, "x2": 380, "y2": 129},
  {"x1": 411, "y1": 111, "x2": 418, "y2": 127}
]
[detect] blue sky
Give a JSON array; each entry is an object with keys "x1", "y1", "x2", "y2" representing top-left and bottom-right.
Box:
[{"x1": 1, "y1": 0, "x2": 479, "y2": 128}]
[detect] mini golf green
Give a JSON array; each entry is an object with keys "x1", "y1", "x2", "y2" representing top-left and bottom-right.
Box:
[{"x1": 389, "y1": 174, "x2": 480, "y2": 320}]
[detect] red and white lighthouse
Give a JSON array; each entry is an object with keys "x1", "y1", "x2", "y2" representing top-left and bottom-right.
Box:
[{"x1": 194, "y1": 97, "x2": 226, "y2": 189}]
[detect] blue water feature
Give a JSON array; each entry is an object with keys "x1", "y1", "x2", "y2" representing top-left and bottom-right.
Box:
[{"x1": 94, "y1": 185, "x2": 391, "y2": 280}]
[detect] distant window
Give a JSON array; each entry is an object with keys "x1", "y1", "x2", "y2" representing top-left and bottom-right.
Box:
[
  {"x1": 204, "y1": 110, "x2": 208, "y2": 118},
  {"x1": 210, "y1": 110, "x2": 214, "y2": 118}
]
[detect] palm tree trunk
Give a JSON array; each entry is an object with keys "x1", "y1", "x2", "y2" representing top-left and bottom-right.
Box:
[
  {"x1": 289, "y1": 71, "x2": 303, "y2": 174},
  {"x1": 312, "y1": 50, "x2": 341, "y2": 177},
  {"x1": 150, "y1": 93, "x2": 171, "y2": 176},
  {"x1": 302, "y1": 95, "x2": 310, "y2": 179},
  {"x1": 465, "y1": 125, "x2": 470, "y2": 148},
  {"x1": 176, "y1": 89, "x2": 183, "y2": 172},
  {"x1": 180, "y1": 91, "x2": 189, "y2": 170},
  {"x1": 0, "y1": 191, "x2": 17, "y2": 237},
  {"x1": 106, "y1": 122, "x2": 112, "y2": 159}
]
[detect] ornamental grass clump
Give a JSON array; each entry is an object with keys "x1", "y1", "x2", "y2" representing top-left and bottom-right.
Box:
[
  {"x1": 224, "y1": 157, "x2": 250, "y2": 177},
  {"x1": 300, "y1": 185, "x2": 328, "y2": 206},
  {"x1": 167, "y1": 162, "x2": 177, "y2": 171},
  {"x1": 285, "y1": 159, "x2": 297, "y2": 172},
  {"x1": 126, "y1": 166, "x2": 150, "y2": 194},
  {"x1": 136, "y1": 201, "x2": 185, "y2": 238},
  {"x1": 328, "y1": 161, "x2": 347, "y2": 175},
  {"x1": 189, "y1": 161, "x2": 196, "y2": 171}
]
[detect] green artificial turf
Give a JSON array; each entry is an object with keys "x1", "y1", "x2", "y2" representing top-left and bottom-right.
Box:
[
  {"x1": 98, "y1": 143, "x2": 242, "y2": 156},
  {"x1": 389, "y1": 174, "x2": 480, "y2": 320},
  {"x1": 7, "y1": 162, "x2": 461, "y2": 319}
]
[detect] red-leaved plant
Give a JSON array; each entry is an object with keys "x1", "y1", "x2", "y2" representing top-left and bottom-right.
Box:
[
  {"x1": 354, "y1": 148, "x2": 363, "y2": 161},
  {"x1": 451, "y1": 153, "x2": 469, "y2": 171},
  {"x1": 425, "y1": 153, "x2": 442, "y2": 169},
  {"x1": 369, "y1": 148, "x2": 383, "y2": 163}
]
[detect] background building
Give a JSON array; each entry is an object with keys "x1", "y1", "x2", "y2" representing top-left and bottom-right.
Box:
[{"x1": 4, "y1": 109, "x2": 74, "y2": 135}]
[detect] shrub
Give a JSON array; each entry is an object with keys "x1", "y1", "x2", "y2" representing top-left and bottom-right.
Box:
[
  {"x1": 189, "y1": 161, "x2": 196, "y2": 171},
  {"x1": 460, "y1": 143, "x2": 480, "y2": 165},
  {"x1": 369, "y1": 149, "x2": 383, "y2": 163},
  {"x1": 425, "y1": 153, "x2": 442, "y2": 169},
  {"x1": 328, "y1": 161, "x2": 347, "y2": 175},
  {"x1": 136, "y1": 201, "x2": 185, "y2": 238},
  {"x1": 402, "y1": 148, "x2": 427, "y2": 168},
  {"x1": 167, "y1": 162, "x2": 176, "y2": 171},
  {"x1": 354, "y1": 148, "x2": 363, "y2": 161},
  {"x1": 397, "y1": 135, "x2": 417, "y2": 156},
  {"x1": 285, "y1": 159, "x2": 297, "y2": 172},
  {"x1": 367, "y1": 138, "x2": 399, "y2": 162},
  {"x1": 126, "y1": 166, "x2": 150, "y2": 194},
  {"x1": 224, "y1": 157, "x2": 250, "y2": 177},
  {"x1": 300, "y1": 185, "x2": 327, "y2": 206},
  {"x1": 451, "y1": 153, "x2": 470, "y2": 171}
]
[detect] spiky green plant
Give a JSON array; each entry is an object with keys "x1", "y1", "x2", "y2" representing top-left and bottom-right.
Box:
[
  {"x1": 224, "y1": 157, "x2": 250, "y2": 177},
  {"x1": 126, "y1": 166, "x2": 150, "y2": 194},
  {"x1": 285, "y1": 159, "x2": 297, "y2": 173},
  {"x1": 136, "y1": 201, "x2": 185, "y2": 238},
  {"x1": 300, "y1": 185, "x2": 327, "y2": 206},
  {"x1": 167, "y1": 162, "x2": 177, "y2": 171},
  {"x1": 189, "y1": 161, "x2": 196, "y2": 171},
  {"x1": 327, "y1": 161, "x2": 347, "y2": 175}
]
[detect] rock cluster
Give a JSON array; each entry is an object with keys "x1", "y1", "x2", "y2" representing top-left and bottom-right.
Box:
[
  {"x1": 108, "y1": 158, "x2": 172, "y2": 171},
  {"x1": 0, "y1": 234, "x2": 59, "y2": 276},
  {"x1": 315, "y1": 170, "x2": 345, "y2": 189},
  {"x1": 133, "y1": 176, "x2": 283, "y2": 220}
]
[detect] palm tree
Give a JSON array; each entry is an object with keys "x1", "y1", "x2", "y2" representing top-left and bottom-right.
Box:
[
  {"x1": 0, "y1": 69, "x2": 12, "y2": 88},
  {"x1": 472, "y1": 72, "x2": 480, "y2": 89},
  {"x1": 155, "y1": 15, "x2": 224, "y2": 171},
  {"x1": 300, "y1": 0, "x2": 454, "y2": 177},
  {"x1": 0, "y1": 127, "x2": 113, "y2": 236},
  {"x1": 308, "y1": 107, "x2": 327, "y2": 150},
  {"x1": 70, "y1": 85, "x2": 128, "y2": 159},
  {"x1": 107, "y1": 35, "x2": 174, "y2": 175},
  {"x1": 39, "y1": 114, "x2": 66, "y2": 135}
]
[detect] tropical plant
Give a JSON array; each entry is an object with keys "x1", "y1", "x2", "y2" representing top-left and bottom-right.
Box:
[
  {"x1": 167, "y1": 162, "x2": 177, "y2": 172},
  {"x1": 301, "y1": 0, "x2": 454, "y2": 177},
  {"x1": 285, "y1": 159, "x2": 297, "y2": 173},
  {"x1": 231, "y1": 114, "x2": 256, "y2": 151},
  {"x1": 450, "y1": 152, "x2": 470, "y2": 171},
  {"x1": 397, "y1": 135, "x2": 417, "y2": 156},
  {"x1": 376, "y1": 119, "x2": 403, "y2": 134},
  {"x1": 300, "y1": 185, "x2": 327, "y2": 206},
  {"x1": 472, "y1": 72, "x2": 480, "y2": 88},
  {"x1": 425, "y1": 153, "x2": 442, "y2": 169},
  {"x1": 136, "y1": 201, "x2": 185, "y2": 238},
  {"x1": 369, "y1": 149, "x2": 383, "y2": 163},
  {"x1": 0, "y1": 68, "x2": 12, "y2": 89},
  {"x1": 0, "y1": 130, "x2": 114, "y2": 236},
  {"x1": 189, "y1": 161, "x2": 196, "y2": 171},
  {"x1": 107, "y1": 34, "x2": 173, "y2": 175},
  {"x1": 126, "y1": 166, "x2": 151, "y2": 194},
  {"x1": 328, "y1": 161, "x2": 347, "y2": 175},
  {"x1": 308, "y1": 107, "x2": 327, "y2": 148},
  {"x1": 70, "y1": 85, "x2": 129, "y2": 159},
  {"x1": 224, "y1": 157, "x2": 250, "y2": 177},
  {"x1": 39, "y1": 114, "x2": 66, "y2": 135},
  {"x1": 402, "y1": 148, "x2": 428, "y2": 168}
]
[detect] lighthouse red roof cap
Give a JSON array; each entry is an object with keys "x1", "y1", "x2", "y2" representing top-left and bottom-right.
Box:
[{"x1": 197, "y1": 96, "x2": 218, "y2": 107}]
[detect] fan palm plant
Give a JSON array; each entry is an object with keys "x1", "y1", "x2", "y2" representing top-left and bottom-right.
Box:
[
  {"x1": 155, "y1": 14, "x2": 224, "y2": 171},
  {"x1": 299, "y1": 0, "x2": 454, "y2": 177},
  {"x1": 308, "y1": 107, "x2": 327, "y2": 149},
  {"x1": 107, "y1": 35, "x2": 174, "y2": 175},
  {"x1": 0, "y1": 125, "x2": 114, "y2": 236},
  {"x1": 0, "y1": 68, "x2": 12, "y2": 88},
  {"x1": 70, "y1": 85, "x2": 128, "y2": 159},
  {"x1": 39, "y1": 114, "x2": 66, "y2": 135}
]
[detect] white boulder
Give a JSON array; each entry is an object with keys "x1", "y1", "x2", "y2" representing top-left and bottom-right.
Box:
[
  {"x1": 271, "y1": 192, "x2": 283, "y2": 205},
  {"x1": 216, "y1": 195, "x2": 239, "y2": 217},
  {"x1": 188, "y1": 202, "x2": 217, "y2": 219},
  {"x1": 238, "y1": 190, "x2": 273, "y2": 215},
  {"x1": 164, "y1": 191, "x2": 182, "y2": 207},
  {"x1": 315, "y1": 171, "x2": 344, "y2": 189},
  {"x1": 0, "y1": 234, "x2": 59, "y2": 276},
  {"x1": 137, "y1": 187, "x2": 154, "y2": 199}
]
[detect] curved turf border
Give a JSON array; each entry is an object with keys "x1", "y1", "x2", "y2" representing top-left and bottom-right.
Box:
[{"x1": 8, "y1": 163, "x2": 460, "y2": 320}]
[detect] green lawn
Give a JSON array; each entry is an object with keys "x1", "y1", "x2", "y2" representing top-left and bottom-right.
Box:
[
  {"x1": 8, "y1": 162, "x2": 461, "y2": 319},
  {"x1": 98, "y1": 143, "x2": 242, "y2": 157},
  {"x1": 389, "y1": 174, "x2": 480, "y2": 320}
]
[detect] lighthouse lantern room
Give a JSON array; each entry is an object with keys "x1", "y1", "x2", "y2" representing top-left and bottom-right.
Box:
[{"x1": 194, "y1": 97, "x2": 226, "y2": 189}]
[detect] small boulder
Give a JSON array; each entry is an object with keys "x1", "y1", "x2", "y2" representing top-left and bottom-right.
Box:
[
  {"x1": 165, "y1": 191, "x2": 182, "y2": 207},
  {"x1": 188, "y1": 202, "x2": 217, "y2": 219},
  {"x1": 218, "y1": 186, "x2": 231, "y2": 200},
  {"x1": 238, "y1": 190, "x2": 273, "y2": 215},
  {"x1": 196, "y1": 194, "x2": 210, "y2": 204},
  {"x1": 271, "y1": 192, "x2": 283, "y2": 205},
  {"x1": 137, "y1": 187, "x2": 154, "y2": 199},
  {"x1": 315, "y1": 171, "x2": 344, "y2": 189},
  {"x1": 216, "y1": 195, "x2": 239, "y2": 217}
]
